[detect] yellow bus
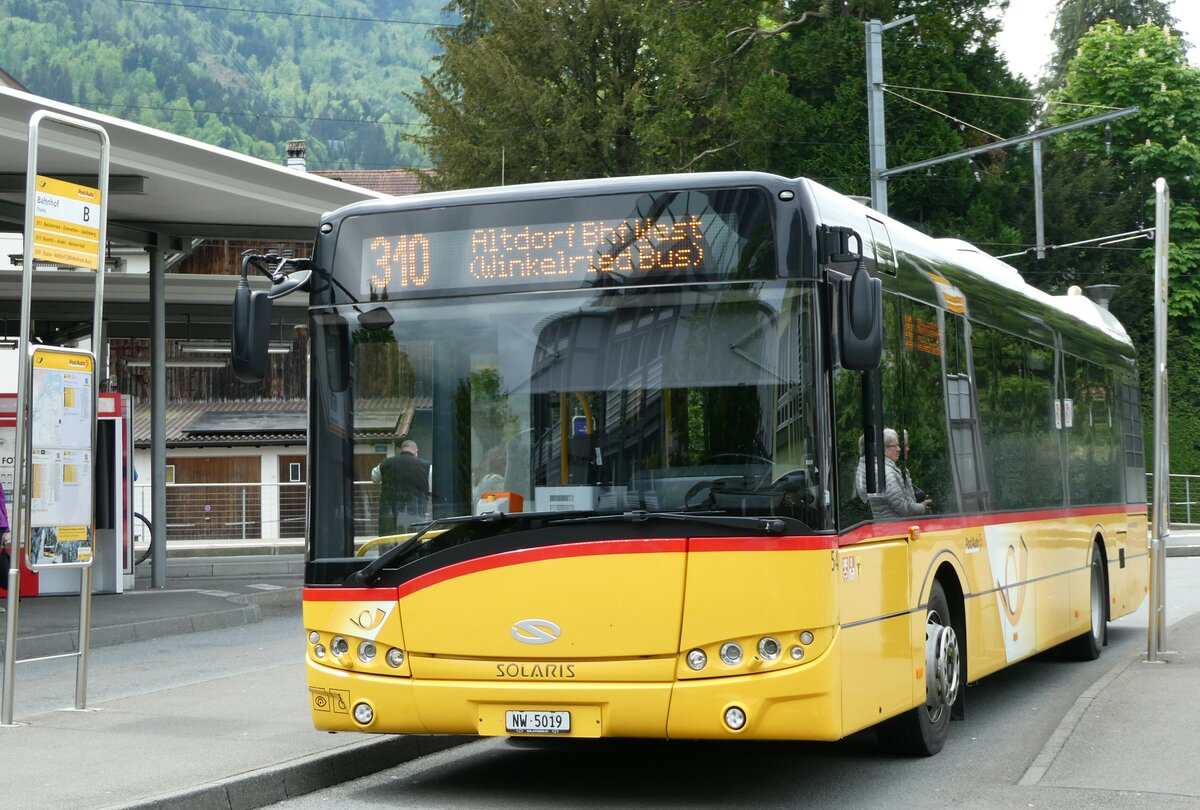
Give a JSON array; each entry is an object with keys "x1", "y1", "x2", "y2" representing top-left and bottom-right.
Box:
[{"x1": 234, "y1": 172, "x2": 1147, "y2": 756}]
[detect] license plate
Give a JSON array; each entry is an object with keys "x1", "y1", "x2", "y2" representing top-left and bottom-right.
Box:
[{"x1": 505, "y1": 709, "x2": 571, "y2": 734}]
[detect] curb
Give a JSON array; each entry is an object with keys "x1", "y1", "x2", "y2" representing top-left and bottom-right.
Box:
[{"x1": 118, "y1": 733, "x2": 472, "y2": 810}]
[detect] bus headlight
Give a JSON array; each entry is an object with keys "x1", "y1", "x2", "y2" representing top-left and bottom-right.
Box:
[
  {"x1": 757, "y1": 637, "x2": 781, "y2": 660},
  {"x1": 313, "y1": 644, "x2": 326, "y2": 659},
  {"x1": 331, "y1": 636, "x2": 349, "y2": 657},
  {"x1": 308, "y1": 631, "x2": 321, "y2": 644},
  {"x1": 353, "y1": 702, "x2": 374, "y2": 725},
  {"x1": 357, "y1": 641, "x2": 377, "y2": 664},
  {"x1": 724, "y1": 706, "x2": 747, "y2": 731},
  {"x1": 386, "y1": 648, "x2": 405, "y2": 668},
  {"x1": 686, "y1": 649, "x2": 708, "y2": 671},
  {"x1": 719, "y1": 642, "x2": 743, "y2": 666}
]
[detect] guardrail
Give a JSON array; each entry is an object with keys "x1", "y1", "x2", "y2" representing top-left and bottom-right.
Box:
[
  {"x1": 1153, "y1": 473, "x2": 1200, "y2": 524},
  {"x1": 132, "y1": 481, "x2": 380, "y2": 545}
]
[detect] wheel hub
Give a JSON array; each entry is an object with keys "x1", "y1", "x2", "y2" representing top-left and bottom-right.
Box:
[{"x1": 925, "y1": 619, "x2": 960, "y2": 713}]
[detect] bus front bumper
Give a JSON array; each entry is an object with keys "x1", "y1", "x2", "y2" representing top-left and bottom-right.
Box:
[{"x1": 306, "y1": 650, "x2": 841, "y2": 741}]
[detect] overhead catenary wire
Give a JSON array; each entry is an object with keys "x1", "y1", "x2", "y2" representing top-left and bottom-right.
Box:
[
  {"x1": 881, "y1": 84, "x2": 1122, "y2": 112},
  {"x1": 882, "y1": 86, "x2": 1006, "y2": 142}
]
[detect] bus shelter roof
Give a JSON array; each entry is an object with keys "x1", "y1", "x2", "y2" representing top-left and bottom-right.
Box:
[
  {"x1": 0, "y1": 85, "x2": 385, "y2": 245},
  {"x1": 0, "y1": 85, "x2": 387, "y2": 341}
]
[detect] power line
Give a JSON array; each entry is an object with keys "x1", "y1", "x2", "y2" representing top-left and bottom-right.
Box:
[
  {"x1": 881, "y1": 84, "x2": 1121, "y2": 112},
  {"x1": 118, "y1": 0, "x2": 449, "y2": 26},
  {"x1": 883, "y1": 86, "x2": 1005, "y2": 141}
]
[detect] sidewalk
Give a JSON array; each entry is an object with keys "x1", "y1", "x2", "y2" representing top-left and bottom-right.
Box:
[
  {"x1": 1020, "y1": 609, "x2": 1200, "y2": 798},
  {"x1": 2, "y1": 555, "x2": 470, "y2": 809},
  {"x1": 2, "y1": 550, "x2": 1200, "y2": 808}
]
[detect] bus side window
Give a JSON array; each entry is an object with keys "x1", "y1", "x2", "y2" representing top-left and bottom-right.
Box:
[
  {"x1": 832, "y1": 360, "x2": 868, "y2": 530},
  {"x1": 973, "y1": 325, "x2": 1065, "y2": 510},
  {"x1": 896, "y1": 299, "x2": 955, "y2": 515}
]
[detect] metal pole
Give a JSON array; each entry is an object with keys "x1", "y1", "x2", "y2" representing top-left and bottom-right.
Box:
[
  {"x1": 75, "y1": 565, "x2": 92, "y2": 709},
  {"x1": 242, "y1": 486, "x2": 247, "y2": 541},
  {"x1": 3, "y1": 108, "x2": 44, "y2": 727},
  {"x1": 1187, "y1": 478, "x2": 1192, "y2": 524},
  {"x1": 1148, "y1": 177, "x2": 1170, "y2": 661},
  {"x1": 1032, "y1": 139, "x2": 1045, "y2": 260},
  {"x1": 865, "y1": 19, "x2": 887, "y2": 214},
  {"x1": 150, "y1": 242, "x2": 167, "y2": 588}
]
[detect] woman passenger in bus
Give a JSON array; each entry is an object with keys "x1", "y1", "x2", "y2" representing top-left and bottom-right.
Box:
[{"x1": 869, "y1": 427, "x2": 932, "y2": 520}]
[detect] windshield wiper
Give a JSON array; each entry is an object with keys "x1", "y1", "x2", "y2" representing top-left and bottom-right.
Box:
[
  {"x1": 344, "y1": 511, "x2": 514, "y2": 586},
  {"x1": 549, "y1": 510, "x2": 790, "y2": 535}
]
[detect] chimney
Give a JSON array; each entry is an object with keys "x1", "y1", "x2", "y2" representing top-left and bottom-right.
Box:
[{"x1": 286, "y1": 139, "x2": 307, "y2": 172}]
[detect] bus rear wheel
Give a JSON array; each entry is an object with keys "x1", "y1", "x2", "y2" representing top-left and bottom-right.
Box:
[
  {"x1": 878, "y1": 579, "x2": 961, "y2": 756},
  {"x1": 1065, "y1": 546, "x2": 1106, "y2": 661}
]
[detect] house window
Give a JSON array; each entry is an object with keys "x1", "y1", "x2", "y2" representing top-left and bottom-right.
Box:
[
  {"x1": 165, "y1": 465, "x2": 176, "y2": 484},
  {"x1": 289, "y1": 462, "x2": 302, "y2": 482}
]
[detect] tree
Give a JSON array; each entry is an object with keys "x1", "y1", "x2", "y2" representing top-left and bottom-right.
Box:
[
  {"x1": 409, "y1": 0, "x2": 650, "y2": 189},
  {"x1": 1044, "y1": 19, "x2": 1200, "y2": 472},
  {"x1": 1044, "y1": 0, "x2": 1176, "y2": 86}
]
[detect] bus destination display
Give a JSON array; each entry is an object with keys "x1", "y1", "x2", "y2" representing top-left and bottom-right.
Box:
[{"x1": 364, "y1": 215, "x2": 712, "y2": 294}]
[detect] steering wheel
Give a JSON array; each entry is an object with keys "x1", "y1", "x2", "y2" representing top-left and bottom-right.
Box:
[{"x1": 683, "y1": 479, "x2": 718, "y2": 510}]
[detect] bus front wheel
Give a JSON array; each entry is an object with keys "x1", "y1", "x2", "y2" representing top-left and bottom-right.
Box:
[{"x1": 878, "y1": 579, "x2": 961, "y2": 756}]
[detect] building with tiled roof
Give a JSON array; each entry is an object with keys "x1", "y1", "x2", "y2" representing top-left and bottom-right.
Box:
[{"x1": 311, "y1": 168, "x2": 433, "y2": 196}]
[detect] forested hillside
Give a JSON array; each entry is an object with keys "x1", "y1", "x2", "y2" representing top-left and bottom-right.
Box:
[{"x1": 0, "y1": 0, "x2": 444, "y2": 169}]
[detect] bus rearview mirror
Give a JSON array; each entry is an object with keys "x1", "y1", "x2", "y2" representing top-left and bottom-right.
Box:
[
  {"x1": 839, "y1": 259, "x2": 882, "y2": 371},
  {"x1": 232, "y1": 277, "x2": 271, "y2": 383}
]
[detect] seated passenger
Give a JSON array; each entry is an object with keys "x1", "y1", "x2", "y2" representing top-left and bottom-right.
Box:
[{"x1": 870, "y1": 427, "x2": 932, "y2": 520}]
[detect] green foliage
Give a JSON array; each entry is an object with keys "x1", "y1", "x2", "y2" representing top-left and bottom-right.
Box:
[
  {"x1": 0, "y1": 0, "x2": 442, "y2": 169},
  {"x1": 410, "y1": 0, "x2": 650, "y2": 189},
  {"x1": 1043, "y1": 19, "x2": 1200, "y2": 472},
  {"x1": 1045, "y1": 0, "x2": 1176, "y2": 86}
]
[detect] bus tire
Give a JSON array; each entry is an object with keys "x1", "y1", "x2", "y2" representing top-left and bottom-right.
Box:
[
  {"x1": 877, "y1": 579, "x2": 960, "y2": 757},
  {"x1": 1065, "y1": 545, "x2": 1106, "y2": 661}
]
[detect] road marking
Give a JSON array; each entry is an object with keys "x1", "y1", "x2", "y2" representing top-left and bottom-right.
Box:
[
  {"x1": 197, "y1": 590, "x2": 237, "y2": 598},
  {"x1": 247, "y1": 583, "x2": 285, "y2": 591}
]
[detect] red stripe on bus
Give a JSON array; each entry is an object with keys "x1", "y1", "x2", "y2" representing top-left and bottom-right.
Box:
[
  {"x1": 837, "y1": 503, "x2": 1142, "y2": 546},
  {"x1": 303, "y1": 586, "x2": 399, "y2": 602},
  {"x1": 689, "y1": 535, "x2": 838, "y2": 552},
  {"x1": 396, "y1": 538, "x2": 686, "y2": 597}
]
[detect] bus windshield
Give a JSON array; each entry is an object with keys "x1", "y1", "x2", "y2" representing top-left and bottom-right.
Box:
[{"x1": 308, "y1": 282, "x2": 823, "y2": 567}]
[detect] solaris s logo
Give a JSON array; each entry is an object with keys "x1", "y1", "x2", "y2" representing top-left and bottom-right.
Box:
[{"x1": 511, "y1": 618, "x2": 561, "y2": 645}]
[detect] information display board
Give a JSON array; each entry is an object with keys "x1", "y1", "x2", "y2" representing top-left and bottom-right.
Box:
[
  {"x1": 26, "y1": 346, "x2": 95, "y2": 570},
  {"x1": 31, "y1": 175, "x2": 102, "y2": 270}
]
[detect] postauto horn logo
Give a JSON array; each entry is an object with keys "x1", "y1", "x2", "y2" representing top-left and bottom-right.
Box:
[{"x1": 511, "y1": 618, "x2": 561, "y2": 645}]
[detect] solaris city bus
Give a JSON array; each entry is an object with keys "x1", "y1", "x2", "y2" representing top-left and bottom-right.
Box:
[{"x1": 232, "y1": 172, "x2": 1147, "y2": 756}]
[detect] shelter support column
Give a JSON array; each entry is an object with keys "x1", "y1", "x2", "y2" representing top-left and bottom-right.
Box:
[{"x1": 149, "y1": 238, "x2": 167, "y2": 588}]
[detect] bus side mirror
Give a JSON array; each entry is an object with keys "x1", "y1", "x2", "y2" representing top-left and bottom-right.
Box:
[
  {"x1": 232, "y1": 272, "x2": 271, "y2": 383},
  {"x1": 839, "y1": 258, "x2": 882, "y2": 371}
]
